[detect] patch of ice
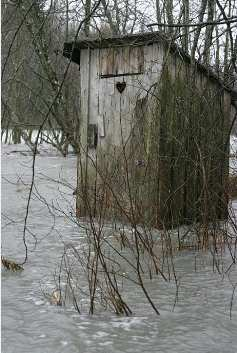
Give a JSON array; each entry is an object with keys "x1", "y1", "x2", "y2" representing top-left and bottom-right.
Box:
[
  {"x1": 34, "y1": 300, "x2": 45, "y2": 306},
  {"x1": 39, "y1": 334, "x2": 46, "y2": 338},
  {"x1": 60, "y1": 341, "x2": 68, "y2": 346}
]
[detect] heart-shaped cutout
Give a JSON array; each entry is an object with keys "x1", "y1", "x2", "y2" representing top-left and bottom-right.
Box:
[{"x1": 116, "y1": 81, "x2": 126, "y2": 93}]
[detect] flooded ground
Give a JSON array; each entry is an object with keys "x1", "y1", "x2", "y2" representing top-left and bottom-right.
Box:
[{"x1": 2, "y1": 143, "x2": 237, "y2": 353}]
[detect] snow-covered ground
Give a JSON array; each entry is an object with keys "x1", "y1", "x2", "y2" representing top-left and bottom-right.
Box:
[{"x1": 1, "y1": 139, "x2": 74, "y2": 157}]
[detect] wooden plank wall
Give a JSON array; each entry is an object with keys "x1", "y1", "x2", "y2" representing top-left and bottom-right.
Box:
[{"x1": 78, "y1": 42, "x2": 231, "y2": 227}]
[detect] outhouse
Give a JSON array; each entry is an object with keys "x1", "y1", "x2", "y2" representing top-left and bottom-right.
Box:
[{"x1": 64, "y1": 32, "x2": 234, "y2": 228}]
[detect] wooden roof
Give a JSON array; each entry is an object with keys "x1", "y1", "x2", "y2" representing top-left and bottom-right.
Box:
[{"x1": 63, "y1": 31, "x2": 236, "y2": 99}]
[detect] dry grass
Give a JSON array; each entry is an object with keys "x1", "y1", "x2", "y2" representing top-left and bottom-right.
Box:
[{"x1": 1, "y1": 256, "x2": 24, "y2": 271}]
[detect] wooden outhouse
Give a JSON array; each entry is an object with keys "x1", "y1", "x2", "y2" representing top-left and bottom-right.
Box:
[{"x1": 64, "y1": 32, "x2": 234, "y2": 228}]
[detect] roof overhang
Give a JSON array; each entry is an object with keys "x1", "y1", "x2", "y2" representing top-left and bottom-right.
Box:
[{"x1": 63, "y1": 42, "x2": 81, "y2": 65}]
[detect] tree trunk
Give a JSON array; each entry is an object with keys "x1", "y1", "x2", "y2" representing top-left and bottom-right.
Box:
[
  {"x1": 203, "y1": 0, "x2": 215, "y2": 65},
  {"x1": 182, "y1": 0, "x2": 189, "y2": 52},
  {"x1": 191, "y1": 0, "x2": 207, "y2": 60}
]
